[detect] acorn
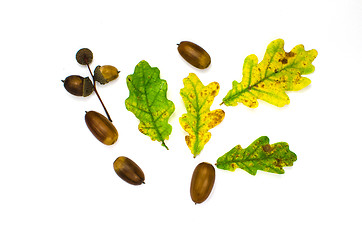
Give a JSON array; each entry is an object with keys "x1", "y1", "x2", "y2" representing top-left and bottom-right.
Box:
[
  {"x1": 76, "y1": 48, "x2": 93, "y2": 65},
  {"x1": 113, "y1": 156, "x2": 145, "y2": 185},
  {"x1": 94, "y1": 65, "x2": 120, "y2": 84},
  {"x1": 177, "y1": 41, "x2": 211, "y2": 69},
  {"x1": 62, "y1": 75, "x2": 93, "y2": 97},
  {"x1": 85, "y1": 111, "x2": 118, "y2": 145},
  {"x1": 190, "y1": 162, "x2": 215, "y2": 204}
]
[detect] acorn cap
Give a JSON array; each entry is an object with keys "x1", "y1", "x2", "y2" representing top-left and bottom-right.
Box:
[
  {"x1": 82, "y1": 77, "x2": 94, "y2": 97},
  {"x1": 93, "y1": 66, "x2": 108, "y2": 84},
  {"x1": 76, "y1": 48, "x2": 93, "y2": 65}
]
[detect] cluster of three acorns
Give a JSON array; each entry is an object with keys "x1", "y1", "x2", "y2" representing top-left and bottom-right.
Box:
[{"x1": 63, "y1": 43, "x2": 215, "y2": 204}]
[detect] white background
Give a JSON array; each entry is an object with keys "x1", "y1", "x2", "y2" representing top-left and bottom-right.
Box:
[{"x1": 1, "y1": 0, "x2": 361, "y2": 239}]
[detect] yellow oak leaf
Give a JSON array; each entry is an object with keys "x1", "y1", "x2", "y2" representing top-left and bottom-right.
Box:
[
  {"x1": 222, "y1": 39, "x2": 318, "y2": 108},
  {"x1": 180, "y1": 73, "x2": 225, "y2": 157}
]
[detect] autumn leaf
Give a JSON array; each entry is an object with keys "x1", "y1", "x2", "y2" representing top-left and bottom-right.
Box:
[
  {"x1": 222, "y1": 39, "x2": 318, "y2": 108},
  {"x1": 125, "y1": 60, "x2": 175, "y2": 149},
  {"x1": 216, "y1": 136, "x2": 297, "y2": 175},
  {"x1": 180, "y1": 73, "x2": 225, "y2": 157}
]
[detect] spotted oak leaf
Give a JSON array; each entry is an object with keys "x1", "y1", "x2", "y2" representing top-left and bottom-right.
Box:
[
  {"x1": 180, "y1": 73, "x2": 225, "y2": 157},
  {"x1": 216, "y1": 136, "x2": 297, "y2": 175},
  {"x1": 222, "y1": 39, "x2": 318, "y2": 108},
  {"x1": 125, "y1": 60, "x2": 175, "y2": 149}
]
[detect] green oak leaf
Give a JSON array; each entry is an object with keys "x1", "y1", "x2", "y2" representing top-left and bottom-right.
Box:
[
  {"x1": 216, "y1": 136, "x2": 297, "y2": 175},
  {"x1": 222, "y1": 39, "x2": 318, "y2": 108},
  {"x1": 125, "y1": 60, "x2": 175, "y2": 149}
]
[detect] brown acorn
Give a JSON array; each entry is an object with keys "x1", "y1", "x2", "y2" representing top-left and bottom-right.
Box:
[
  {"x1": 85, "y1": 111, "x2": 118, "y2": 145},
  {"x1": 113, "y1": 156, "x2": 145, "y2": 185},
  {"x1": 63, "y1": 75, "x2": 93, "y2": 97},
  {"x1": 190, "y1": 162, "x2": 215, "y2": 204},
  {"x1": 94, "y1": 65, "x2": 120, "y2": 84},
  {"x1": 177, "y1": 41, "x2": 211, "y2": 69}
]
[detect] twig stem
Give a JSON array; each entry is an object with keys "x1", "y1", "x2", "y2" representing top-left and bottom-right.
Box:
[{"x1": 85, "y1": 60, "x2": 112, "y2": 122}]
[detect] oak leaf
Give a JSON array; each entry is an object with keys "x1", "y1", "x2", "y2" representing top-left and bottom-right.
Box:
[
  {"x1": 216, "y1": 136, "x2": 297, "y2": 175},
  {"x1": 180, "y1": 73, "x2": 225, "y2": 157},
  {"x1": 125, "y1": 60, "x2": 175, "y2": 149},
  {"x1": 222, "y1": 39, "x2": 318, "y2": 108}
]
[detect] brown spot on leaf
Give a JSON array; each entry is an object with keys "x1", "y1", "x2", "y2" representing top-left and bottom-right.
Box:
[
  {"x1": 231, "y1": 163, "x2": 237, "y2": 169},
  {"x1": 275, "y1": 158, "x2": 283, "y2": 168},
  {"x1": 262, "y1": 144, "x2": 272, "y2": 153},
  {"x1": 285, "y1": 51, "x2": 296, "y2": 58},
  {"x1": 185, "y1": 136, "x2": 191, "y2": 148},
  {"x1": 279, "y1": 58, "x2": 288, "y2": 64}
]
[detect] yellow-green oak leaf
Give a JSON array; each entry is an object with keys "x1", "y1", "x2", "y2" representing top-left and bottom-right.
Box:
[
  {"x1": 125, "y1": 60, "x2": 175, "y2": 149},
  {"x1": 222, "y1": 39, "x2": 318, "y2": 108},
  {"x1": 180, "y1": 73, "x2": 225, "y2": 157},
  {"x1": 216, "y1": 136, "x2": 297, "y2": 175}
]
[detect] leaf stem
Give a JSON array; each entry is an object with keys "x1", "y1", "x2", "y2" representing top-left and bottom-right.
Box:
[
  {"x1": 85, "y1": 59, "x2": 113, "y2": 122},
  {"x1": 161, "y1": 140, "x2": 169, "y2": 150}
]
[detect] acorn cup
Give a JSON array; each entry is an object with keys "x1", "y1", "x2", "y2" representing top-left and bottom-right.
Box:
[{"x1": 76, "y1": 48, "x2": 93, "y2": 65}]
